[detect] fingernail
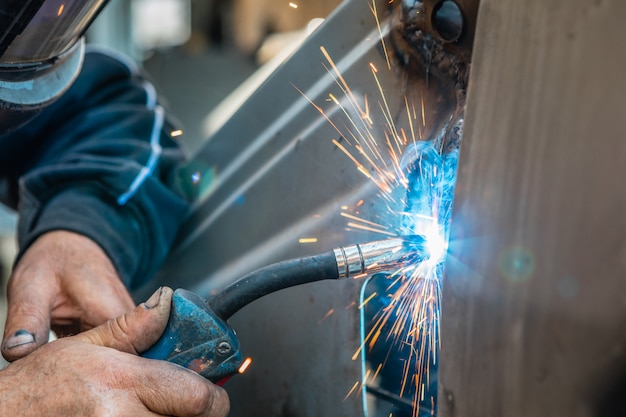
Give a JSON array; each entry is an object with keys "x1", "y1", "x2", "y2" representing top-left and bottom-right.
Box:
[
  {"x1": 2, "y1": 329, "x2": 36, "y2": 350},
  {"x1": 144, "y1": 287, "x2": 163, "y2": 309}
]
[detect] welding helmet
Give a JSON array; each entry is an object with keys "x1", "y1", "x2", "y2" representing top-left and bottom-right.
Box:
[{"x1": 0, "y1": 0, "x2": 110, "y2": 134}]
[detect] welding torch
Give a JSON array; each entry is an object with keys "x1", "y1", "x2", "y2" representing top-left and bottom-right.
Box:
[{"x1": 141, "y1": 235, "x2": 429, "y2": 384}]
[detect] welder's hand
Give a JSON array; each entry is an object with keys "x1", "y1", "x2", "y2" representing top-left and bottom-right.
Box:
[
  {"x1": 1, "y1": 230, "x2": 135, "y2": 361},
  {"x1": 0, "y1": 287, "x2": 230, "y2": 417}
]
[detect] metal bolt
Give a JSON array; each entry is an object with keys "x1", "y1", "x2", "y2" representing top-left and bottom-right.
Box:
[{"x1": 216, "y1": 341, "x2": 232, "y2": 355}]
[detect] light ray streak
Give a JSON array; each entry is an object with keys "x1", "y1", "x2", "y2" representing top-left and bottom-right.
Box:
[
  {"x1": 328, "y1": 90, "x2": 388, "y2": 170},
  {"x1": 347, "y1": 222, "x2": 397, "y2": 236},
  {"x1": 370, "y1": 0, "x2": 392, "y2": 70},
  {"x1": 328, "y1": 93, "x2": 371, "y2": 148},
  {"x1": 405, "y1": 96, "x2": 417, "y2": 147},
  {"x1": 421, "y1": 93, "x2": 426, "y2": 127},
  {"x1": 321, "y1": 46, "x2": 366, "y2": 117},
  {"x1": 293, "y1": 85, "x2": 351, "y2": 145},
  {"x1": 340, "y1": 211, "x2": 388, "y2": 229},
  {"x1": 370, "y1": 64, "x2": 401, "y2": 145}
]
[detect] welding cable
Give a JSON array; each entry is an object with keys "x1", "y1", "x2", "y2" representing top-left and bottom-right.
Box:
[
  {"x1": 208, "y1": 236, "x2": 428, "y2": 320},
  {"x1": 208, "y1": 251, "x2": 339, "y2": 320}
]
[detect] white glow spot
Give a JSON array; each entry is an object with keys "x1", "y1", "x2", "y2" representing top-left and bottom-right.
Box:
[{"x1": 424, "y1": 229, "x2": 446, "y2": 264}]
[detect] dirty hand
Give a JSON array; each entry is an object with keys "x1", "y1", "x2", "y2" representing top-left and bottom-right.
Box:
[
  {"x1": 0, "y1": 287, "x2": 230, "y2": 417},
  {"x1": 2, "y1": 230, "x2": 135, "y2": 361}
]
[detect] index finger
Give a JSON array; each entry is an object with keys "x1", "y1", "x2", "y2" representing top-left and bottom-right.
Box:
[{"x1": 136, "y1": 359, "x2": 230, "y2": 417}]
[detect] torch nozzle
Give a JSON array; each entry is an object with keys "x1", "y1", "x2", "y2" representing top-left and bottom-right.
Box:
[{"x1": 333, "y1": 235, "x2": 429, "y2": 279}]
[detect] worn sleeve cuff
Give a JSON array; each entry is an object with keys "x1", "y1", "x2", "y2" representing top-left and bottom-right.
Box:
[{"x1": 17, "y1": 187, "x2": 145, "y2": 288}]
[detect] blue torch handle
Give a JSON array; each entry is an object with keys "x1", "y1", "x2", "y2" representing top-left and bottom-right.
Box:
[{"x1": 142, "y1": 289, "x2": 243, "y2": 383}]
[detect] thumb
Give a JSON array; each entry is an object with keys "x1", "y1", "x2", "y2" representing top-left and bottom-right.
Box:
[
  {"x1": 75, "y1": 287, "x2": 173, "y2": 354},
  {"x1": 2, "y1": 280, "x2": 54, "y2": 362}
]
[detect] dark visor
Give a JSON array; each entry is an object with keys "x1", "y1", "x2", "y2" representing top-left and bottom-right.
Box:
[{"x1": 0, "y1": 0, "x2": 108, "y2": 66}]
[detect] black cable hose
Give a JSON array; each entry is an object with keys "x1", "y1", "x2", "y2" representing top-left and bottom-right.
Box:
[{"x1": 208, "y1": 251, "x2": 340, "y2": 320}]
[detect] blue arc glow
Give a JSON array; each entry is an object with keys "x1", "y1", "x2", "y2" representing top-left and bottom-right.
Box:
[{"x1": 401, "y1": 140, "x2": 459, "y2": 266}]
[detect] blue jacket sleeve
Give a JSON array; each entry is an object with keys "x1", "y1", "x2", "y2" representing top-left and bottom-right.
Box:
[{"x1": 0, "y1": 46, "x2": 190, "y2": 289}]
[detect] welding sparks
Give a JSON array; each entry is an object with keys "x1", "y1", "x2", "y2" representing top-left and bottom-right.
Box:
[
  {"x1": 288, "y1": 2, "x2": 298, "y2": 9},
  {"x1": 299, "y1": 237, "x2": 318, "y2": 244},
  {"x1": 369, "y1": 0, "x2": 391, "y2": 70},
  {"x1": 359, "y1": 292, "x2": 378, "y2": 309},
  {"x1": 318, "y1": 308, "x2": 335, "y2": 323},
  {"x1": 238, "y1": 357, "x2": 253, "y2": 374},
  {"x1": 344, "y1": 381, "x2": 361, "y2": 401},
  {"x1": 300, "y1": 24, "x2": 461, "y2": 417}
]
